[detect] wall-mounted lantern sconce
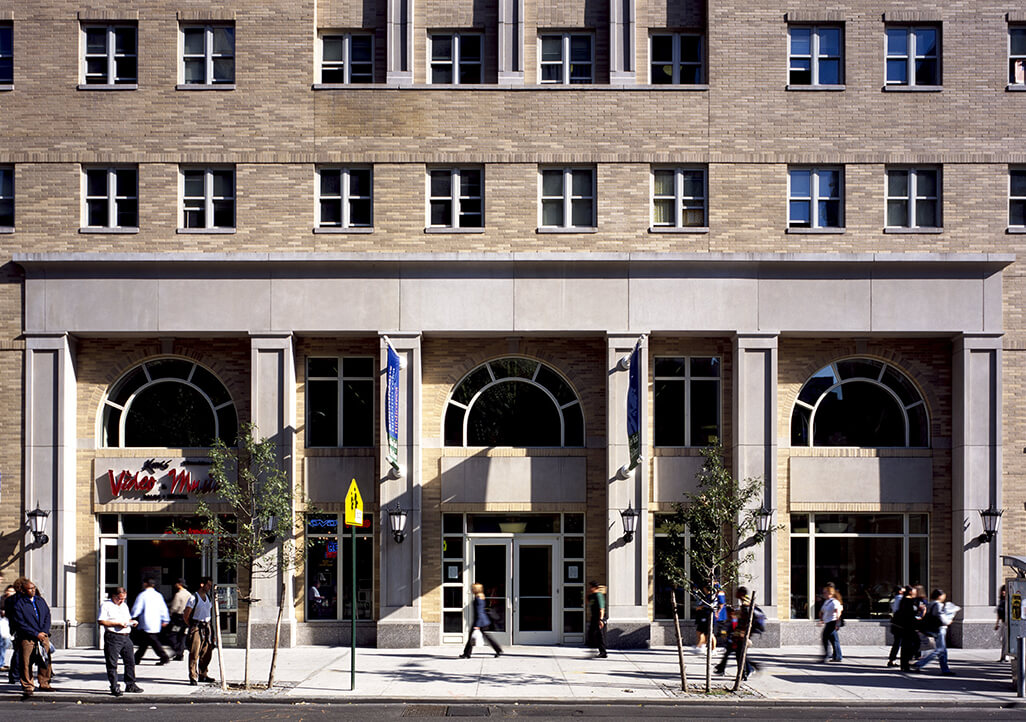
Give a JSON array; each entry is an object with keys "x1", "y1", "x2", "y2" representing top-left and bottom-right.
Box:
[
  {"x1": 27, "y1": 505, "x2": 50, "y2": 546},
  {"x1": 388, "y1": 502, "x2": 408, "y2": 544},
  {"x1": 620, "y1": 502, "x2": 639, "y2": 543},
  {"x1": 755, "y1": 506, "x2": 774, "y2": 537},
  {"x1": 979, "y1": 506, "x2": 1003, "y2": 543},
  {"x1": 261, "y1": 514, "x2": 277, "y2": 542}
]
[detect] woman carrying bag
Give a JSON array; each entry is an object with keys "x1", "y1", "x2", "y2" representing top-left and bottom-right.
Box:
[{"x1": 459, "y1": 583, "x2": 503, "y2": 658}]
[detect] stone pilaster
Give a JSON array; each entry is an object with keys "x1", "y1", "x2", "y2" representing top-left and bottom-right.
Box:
[
  {"x1": 386, "y1": 0, "x2": 414, "y2": 85},
  {"x1": 498, "y1": 0, "x2": 524, "y2": 84},
  {"x1": 609, "y1": 0, "x2": 636, "y2": 84}
]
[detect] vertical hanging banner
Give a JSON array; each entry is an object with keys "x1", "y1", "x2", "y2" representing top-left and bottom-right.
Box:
[
  {"x1": 626, "y1": 340, "x2": 642, "y2": 470},
  {"x1": 386, "y1": 342, "x2": 401, "y2": 471}
]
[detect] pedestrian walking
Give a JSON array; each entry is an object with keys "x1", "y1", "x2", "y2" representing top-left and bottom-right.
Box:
[
  {"x1": 183, "y1": 577, "x2": 216, "y2": 685},
  {"x1": 131, "y1": 578, "x2": 170, "y2": 665},
  {"x1": 694, "y1": 583, "x2": 716, "y2": 651},
  {"x1": 886, "y1": 586, "x2": 907, "y2": 667},
  {"x1": 3, "y1": 580, "x2": 18, "y2": 684},
  {"x1": 895, "y1": 585, "x2": 922, "y2": 672},
  {"x1": 914, "y1": 588, "x2": 958, "y2": 675},
  {"x1": 8, "y1": 577, "x2": 53, "y2": 698},
  {"x1": 98, "y1": 587, "x2": 143, "y2": 696},
  {"x1": 997, "y1": 584, "x2": 1008, "y2": 663},
  {"x1": 167, "y1": 578, "x2": 191, "y2": 661},
  {"x1": 713, "y1": 581, "x2": 728, "y2": 646},
  {"x1": 459, "y1": 583, "x2": 503, "y2": 658},
  {"x1": 714, "y1": 586, "x2": 759, "y2": 681},
  {"x1": 0, "y1": 584, "x2": 14, "y2": 672},
  {"x1": 819, "y1": 583, "x2": 843, "y2": 663},
  {"x1": 587, "y1": 581, "x2": 607, "y2": 659}
]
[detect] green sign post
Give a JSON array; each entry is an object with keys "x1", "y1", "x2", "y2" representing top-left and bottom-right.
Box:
[{"x1": 344, "y1": 478, "x2": 364, "y2": 690}]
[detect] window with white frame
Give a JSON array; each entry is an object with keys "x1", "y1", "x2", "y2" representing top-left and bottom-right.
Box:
[
  {"x1": 181, "y1": 167, "x2": 235, "y2": 230},
  {"x1": 653, "y1": 515, "x2": 707, "y2": 620},
  {"x1": 428, "y1": 167, "x2": 483, "y2": 228},
  {"x1": 320, "y1": 33, "x2": 373, "y2": 84},
  {"x1": 539, "y1": 33, "x2": 592, "y2": 84},
  {"x1": 885, "y1": 26, "x2": 940, "y2": 86},
  {"x1": 306, "y1": 357, "x2": 375, "y2": 447},
  {"x1": 1011, "y1": 168, "x2": 1026, "y2": 227},
  {"x1": 540, "y1": 167, "x2": 594, "y2": 228},
  {"x1": 82, "y1": 24, "x2": 137, "y2": 85},
  {"x1": 788, "y1": 167, "x2": 842, "y2": 229},
  {"x1": 0, "y1": 25, "x2": 10, "y2": 85},
  {"x1": 317, "y1": 167, "x2": 372, "y2": 228},
  {"x1": 788, "y1": 25, "x2": 842, "y2": 86},
  {"x1": 181, "y1": 24, "x2": 235, "y2": 85},
  {"x1": 0, "y1": 166, "x2": 12, "y2": 227},
  {"x1": 430, "y1": 33, "x2": 482, "y2": 84},
  {"x1": 83, "y1": 167, "x2": 138, "y2": 229},
  {"x1": 886, "y1": 167, "x2": 940, "y2": 228},
  {"x1": 1010, "y1": 27, "x2": 1026, "y2": 85},
  {"x1": 653, "y1": 356, "x2": 720, "y2": 447},
  {"x1": 650, "y1": 33, "x2": 704, "y2": 84},
  {"x1": 652, "y1": 167, "x2": 707, "y2": 228},
  {"x1": 790, "y1": 513, "x2": 928, "y2": 620}
]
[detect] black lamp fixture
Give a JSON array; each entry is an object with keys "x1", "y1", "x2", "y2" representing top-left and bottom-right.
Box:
[
  {"x1": 755, "y1": 505, "x2": 774, "y2": 536},
  {"x1": 620, "y1": 502, "x2": 639, "y2": 543},
  {"x1": 26, "y1": 504, "x2": 50, "y2": 546},
  {"x1": 388, "y1": 502, "x2": 408, "y2": 544},
  {"x1": 979, "y1": 506, "x2": 1003, "y2": 543},
  {"x1": 261, "y1": 513, "x2": 277, "y2": 542}
]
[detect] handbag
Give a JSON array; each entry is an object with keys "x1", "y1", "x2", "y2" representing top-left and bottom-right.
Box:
[{"x1": 471, "y1": 629, "x2": 484, "y2": 646}]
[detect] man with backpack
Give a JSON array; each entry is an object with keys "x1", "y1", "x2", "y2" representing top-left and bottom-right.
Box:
[
  {"x1": 914, "y1": 588, "x2": 958, "y2": 675},
  {"x1": 714, "y1": 586, "x2": 762, "y2": 681}
]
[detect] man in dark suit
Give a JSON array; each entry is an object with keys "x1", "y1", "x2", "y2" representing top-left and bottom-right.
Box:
[{"x1": 8, "y1": 577, "x2": 53, "y2": 697}]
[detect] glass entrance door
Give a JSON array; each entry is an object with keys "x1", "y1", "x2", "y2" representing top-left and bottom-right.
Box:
[
  {"x1": 99, "y1": 538, "x2": 127, "y2": 607},
  {"x1": 469, "y1": 539, "x2": 512, "y2": 646},
  {"x1": 513, "y1": 539, "x2": 559, "y2": 644}
]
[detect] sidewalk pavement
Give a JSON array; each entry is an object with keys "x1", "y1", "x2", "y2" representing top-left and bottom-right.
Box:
[{"x1": 1, "y1": 643, "x2": 1020, "y2": 705}]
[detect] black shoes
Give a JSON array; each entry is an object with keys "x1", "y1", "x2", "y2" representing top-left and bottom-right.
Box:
[
  {"x1": 111, "y1": 687, "x2": 123, "y2": 697},
  {"x1": 189, "y1": 679, "x2": 198, "y2": 686},
  {"x1": 198, "y1": 675, "x2": 215, "y2": 683},
  {"x1": 125, "y1": 684, "x2": 144, "y2": 693},
  {"x1": 459, "y1": 654, "x2": 470, "y2": 658},
  {"x1": 172, "y1": 654, "x2": 184, "y2": 661},
  {"x1": 156, "y1": 659, "x2": 170, "y2": 666}
]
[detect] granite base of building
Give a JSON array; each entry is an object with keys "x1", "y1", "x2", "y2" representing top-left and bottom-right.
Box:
[
  {"x1": 375, "y1": 620, "x2": 424, "y2": 648},
  {"x1": 606, "y1": 620, "x2": 651, "y2": 649},
  {"x1": 948, "y1": 621, "x2": 1003, "y2": 650},
  {"x1": 294, "y1": 621, "x2": 378, "y2": 646}
]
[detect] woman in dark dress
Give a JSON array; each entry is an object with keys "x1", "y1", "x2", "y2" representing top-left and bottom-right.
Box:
[{"x1": 459, "y1": 583, "x2": 503, "y2": 658}]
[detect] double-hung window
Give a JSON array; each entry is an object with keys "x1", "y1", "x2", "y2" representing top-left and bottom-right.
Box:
[
  {"x1": 650, "y1": 33, "x2": 704, "y2": 84},
  {"x1": 788, "y1": 26, "x2": 842, "y2": 86},
  {"x1": 181, "y1": 24, "x2": 235, "y2": 86},
  {"x1": 0, "y1": 25, "x2": 11, "y2": 86},
  {"x1": 83, "y1": 167, "x2": 138, "y2": 230},
  {"x1": 653, "y1": 356, "x2": 721, "y2": 447},
  {"x1": 82, "y1": 24, "x2": 137, "y2": 86},
  {"x1": 181, "y1": 167, "x2": 235, "y2": 230},
  {"x1": 306, "y1": 357, "x2": 374, "y2": 447},
  {"x1": 885, "y1": 26, "x2": 940, "y2": 87},
  {"x1": 788, "y1": 167, "x2": 842, "y2": 229},
  {"x1": 1010, "y1": 27, "x2": 1026, "y2": 85},
  {"x1": 430, "y1": 33, "x2": 482, "y2": 84},
  {"x1": 428, "y1": 167, "x2": 483, "y2": 228},
  {"x1": 886, "y1": 167, "x2": 940, "y2": 229},
  {"x1": 320, "y1": 33, "x2": 373, "y2": 84},
  {"x1": 539, "y1": 34, "x2": 592, "y2": 84},
  {"x1": 0, "y1": 166, "x2": 12, "y2": 228},
  {"x1": 652, "y1": 167, "x2": 707, "y2": 228},
  {"x1": 317, "y1": 167, "x2": 372, "y2": 229},
  {"x1": 540, "y1": 167, "x2": 595, "y2": 229},
  {"x1": 1010, "y1": 168, "x2": 1026, "y2": 228}
]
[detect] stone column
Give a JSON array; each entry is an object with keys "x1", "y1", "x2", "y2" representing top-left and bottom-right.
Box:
[
  {"x1": 377, "y1": 333, "x2": 423, "y2": 647},
  {"x1": 951, "y1": 333, "x2": 1003, "y2": 647},
  {"x1": 498, "y1": 0, "x2": 524, "y2": 84},
  {"x1": 24, "y1": 334, "x2": 77, "y2": 647},
  {"x1": 247, "y1": 333, "x2": 297, "y2": 647},
  {"x1": 609, "y1": 0, "x2": 636, "y2": 84},
  {"x1": 733, "y1": 333, "x2": 778, "y2": 626},
  {"x1": 605, "y1": 333, "x2": 648, "y2": 648},
  {"x1": 386, "y1": 0, "x2": 414, "y2": 85}
]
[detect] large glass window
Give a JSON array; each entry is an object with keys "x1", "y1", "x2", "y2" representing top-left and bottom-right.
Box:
[
  {"x1": 0, "y1": 25, "x2": 11, "y2": 85},
  {"x1": 788, "y1": 167, "x2": 842, "y2": 229},
  {"x1": 428, "y1": 167, "x2": 483, "y2": 228},
  {"x1": 430, "y1": 33, "x2": 482, "y2": 84},
  {"x1": 653, "y1": 515, "x2": 704, "y2": 620},
  {"x1": 539, "y1": 33, "x2": 592, "y2": 84},
  {"x1": 653, "y1": 356, "x2": 720, "y2": 447},
  {"x1": 650, "y1": 33, "x2": 704, "y2": 85},
  {"x1": 1011, "y1": 27, "x2": 1026, "y2": 85},
  {"x1": 0, "y1": 166, "x2": 12, "y2": 228},
  {"x1": 320, "y1": 33, "x2": 373, "y2": 84},
  {"x1": 317, "y1": 167, "x2": 372, "y2": 229},
  {"x1": 540, "y1": 167, "x2": 595, "y2": 229},
  {"x1": 444, "y1": 357, "x2": 584, "y2": 447},
  {"x1": 652, "y1": 167, "x2": 707, "y2": 229},
  {"x1": 788, "y1": 25, "x2": 842, "y2": 86},
  {"x1": 306, "y1": 357, "x2": 375, "y2": 447},
  {"x1": 885, "y1": 26, "x2": 940, "y2": 87},
  {"x1": 83, "y1": 166, "x2": 138, "y2": 229},
  {"x1": 306, "y1": 514, "x2": 373, "y2": 621},
  {"x1": 789, "y1": 513, "x2": 928, "y2": 620},
  {"x1": 1010, "y1": 168, "x2": 1026, "y2": 228},
  {"x1": 82, "y1": 24, "x2": 137, "y2": 86},
  {"x1": 181, "y1": 24, "x2": 235, "y2": 86},
  {"x1": 886, "y1": 167, "x2": 940, "y2": 229},
  {"x1": 181, "y1": 167, "x2": 235, "y2": 230}
]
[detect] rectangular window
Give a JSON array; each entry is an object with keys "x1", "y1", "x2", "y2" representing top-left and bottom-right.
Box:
[
  {"x1": 885, "y1": 26, "x2": 940, "y2": 86},
  {"x1": 306, "y1": 514, "x2": 373, "y2": 621},
  {"x1": 306, "y1": 357, "x2": 375, "y2": 447},
  {"x1": 539, "y1": 33, "x2": 592, "y2": 84},
  {"x1": 540, "y1": 167, "x2": 595, "y2": 228},
  {"x1": 181, "y1": 167, "x2": 235, "y2": 230},
  {"x1": 83, "y1": 24, "x2": 137, "y2": 85},
  {"x1": 0, "y1": 166, "x2": 12, "y2": 227},
  {"x1": 652, "y1": 167, "x2": 707, "y2": 228},
  {"x1": 653, "y1": 356, "x2": 721, "y2": 447},
  {"x1": 320, "y1": 33, "x2": 373, "y2": 84},
  {"x1": 650, "y1": 33, "x2": 704, "y2": 84},
  {"x1": 0, "y1": 25, "x2": 11, "y2": 85},
  {"x1": 1011, "y1": 168, "x2": 1026, "y2": 227},
  {"x1": 789, "y1": 513, "x2": 928, "y2": 620},
  {"x1": 430, "y1": 33, "x2": 482, "y2": 84},
  {"x1": 1011, "y1": 27, "x2": 1026, "y2": 85},
  {"x1": 428, "y1": 167, "x2": 483, "y2": 228},
  {"x1": 181, "y1": 24, "x2": 235, "y2": 85},
  {"x1": 886, "y1": 167, "x2": 940, "y2": 229},
  {"x1": 83, "y1": 167, "x2": 138, "y2": 229},
  {"x1": 653, "y1": 516, "x2": 704, "y2": 620},
  {"x1": 788, "y1": 25, "x2": 842, "y2": 86},
  {"x1": 317, "y1": 167, "x2": 373, "y2": 228},
  {"x1": 788, "y1": 167, "x2": 843, "y2": 228}
]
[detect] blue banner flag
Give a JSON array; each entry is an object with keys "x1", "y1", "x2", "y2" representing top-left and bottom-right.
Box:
[
  {"x1": 626, "y1": 341, "x2": 641, "y2": 470},
  {"x1": 386, "y1": 343, "x2": 401, "y2": 471}
]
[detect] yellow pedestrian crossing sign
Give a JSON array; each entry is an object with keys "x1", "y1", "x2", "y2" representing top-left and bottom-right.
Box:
[{"x1": 345, "y1": 478, "x2": 364, "y2": 527}]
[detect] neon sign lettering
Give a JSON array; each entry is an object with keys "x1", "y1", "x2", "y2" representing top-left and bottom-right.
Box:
[{"x1": 105, "y1": 467, "x2": 219, "y2": 498}]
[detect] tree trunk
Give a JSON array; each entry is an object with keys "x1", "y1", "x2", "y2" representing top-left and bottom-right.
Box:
[
  {"x1": 267, "y1": 578, "x2": 287, "y2": 689},
  {"x1": 244, "y1": 562, "x2": 254, "y2": 690},
  {"x1": 212, "y1": 587, "x2": 227, "y2": 691},
  {"x1": 732, "y1": 591, "x2": 756, "y2": 692},
  {"x1": 670, "y1": 588, "x2": 688, "y2": 692},
  {"x1": 705, "y1": 606, "x2": 714, "y2": 693}
]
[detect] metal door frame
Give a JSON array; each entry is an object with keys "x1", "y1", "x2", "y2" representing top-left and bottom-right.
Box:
[{"x1": 513, "y1": 536, "x2": 560, "y2": 644}]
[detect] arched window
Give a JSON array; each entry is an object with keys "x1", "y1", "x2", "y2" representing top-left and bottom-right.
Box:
[
  {"x1": 444, "y1": 357, "x2": 584, "y2": 447},
  {"x1": 790, "y1": 358, "x2": 928, "y2": 448},
  {"x1": 101, "y1": 358, "x2": 238, "y2": 448}
]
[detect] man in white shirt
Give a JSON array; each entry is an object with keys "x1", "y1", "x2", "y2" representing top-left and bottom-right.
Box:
[
  {"x1": 98, "y1": 587, "x2": 142, "y2": 697},
  {"x1": 183, "y1": 577, "x2": 215, "y2": 685},
  {"x1": 167, "y1": 578, "x2": 192, "y2": 661},
  {"x1": 130, "y1": 578, "x2": 170, "y2": 665}
]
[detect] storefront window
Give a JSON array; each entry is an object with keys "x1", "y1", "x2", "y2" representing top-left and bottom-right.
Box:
[
  {"x1": 653, "y1": 515, "x2": 704, "y2": 620},
  {"x1": 789, "y1": 512, "x2": 928, "y2": 620},
  {"x1": 305, "y1": 357, "x2": 375, "y2": 447},
  {"x1": 306, "y1": 514, "x2": 373, "y2": 621},
  {"x1": 653, "y1": 356, "x2": 721, "y2": 447}
]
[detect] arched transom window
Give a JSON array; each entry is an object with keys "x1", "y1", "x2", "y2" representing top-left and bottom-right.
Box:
[
  {"x1": 790, "y1": 358, "x2": 928, "y2": 448},
  {"x1": 101, "y1": 357, "x2": 238, "y2": 448},
  {"x1": 444, "y1": 357, "x2": 584, "y2": 447}
]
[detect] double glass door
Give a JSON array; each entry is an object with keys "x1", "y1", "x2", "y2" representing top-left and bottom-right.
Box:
[{"x1": 469, "y1": 537, "x2": 559, "y2": 645}]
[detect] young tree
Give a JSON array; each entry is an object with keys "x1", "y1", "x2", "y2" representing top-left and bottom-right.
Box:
[{"x1": 657, "y1": 441, "x2": 775, "y2": 693}]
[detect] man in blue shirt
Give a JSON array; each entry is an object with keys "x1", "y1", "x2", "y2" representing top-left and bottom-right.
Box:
[{"x1": 8, "y1": 577, "x2": 52, "y2": 697}]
